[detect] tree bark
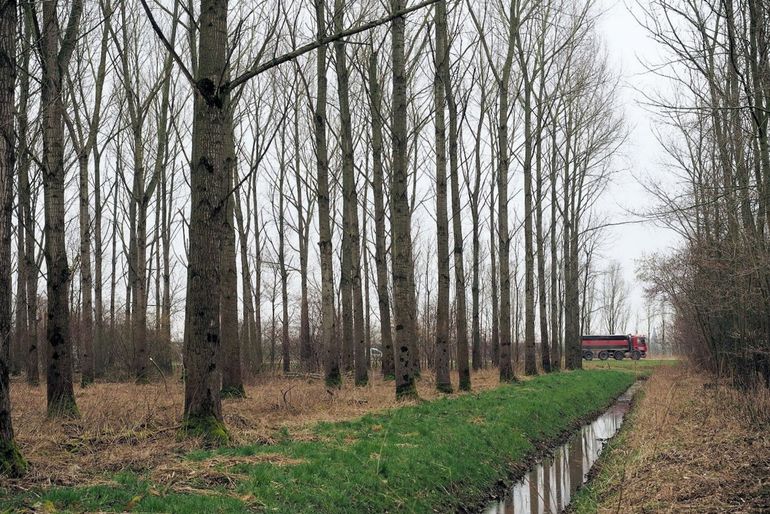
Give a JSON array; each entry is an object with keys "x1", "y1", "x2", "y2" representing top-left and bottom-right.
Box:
[
  {"x1": 181, "y1": 0, "x2": 231, "y2": 444},
  {"x1": 0, "y1": 0, "x2": 26, "y2": 475},
  {"x1": 390, "y1": 0, "x2": 418, "y2": 399},
  {"x1": 315, "y1": 0, "x2": 340, "y2": 387},
  {"x1": 220, "y1": 110, "x2": 243, "y2": 397},
  {"x1": 433, "y1": 0, "x2": 451, "y2": 394},
  {"x1": 294, "y1": 98, "x2": 312, "y2": 371},
  {"x1": 443, "y1": 3, "x2": 470, "y2": 390},
  {"x1": 366, "y1": 50, "x2": 395, "y2": 380},
  {"x1": 39, "y1": 0, "x2": 82, "y2": 418}
]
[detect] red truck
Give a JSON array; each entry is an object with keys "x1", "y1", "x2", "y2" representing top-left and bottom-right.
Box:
[{"x1": 581, "y1": 334, "x2": 647, "y2": 361}]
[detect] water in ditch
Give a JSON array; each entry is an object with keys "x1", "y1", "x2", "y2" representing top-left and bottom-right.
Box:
[{"x1": 481, "y1": 382, "x2": 641, "y2": 514}]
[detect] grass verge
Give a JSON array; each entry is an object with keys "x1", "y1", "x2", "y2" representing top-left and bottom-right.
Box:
[
  {"x1": 1, "y1": 370, "x2": 636, "y2": 513},
  {"x1": 569, "y1": 363, "x2": 770, "y2": 513}
]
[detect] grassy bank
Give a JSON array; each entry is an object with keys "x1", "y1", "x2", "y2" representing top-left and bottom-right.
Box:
[
  {"x1": 570, "y1": 364, "x2": 770, "y2": 513},
  {"x1": 2, "y1": 370, "x2": 635, "y2": 513}
]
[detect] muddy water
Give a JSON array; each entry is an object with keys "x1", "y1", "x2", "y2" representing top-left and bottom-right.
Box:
[{"x1": 481, "y1": 382, "x2": 641, "y2": 514}]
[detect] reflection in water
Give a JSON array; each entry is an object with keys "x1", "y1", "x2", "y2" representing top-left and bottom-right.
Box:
[{"x1": 482, "y1": 383, "x2": 639, "y2": 514}]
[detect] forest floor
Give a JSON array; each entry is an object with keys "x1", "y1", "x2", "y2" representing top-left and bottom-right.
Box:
[
  {"x1": 570, "y1": 363, "x2": 770, "y2": 513},
  {"x1": 6, "y1": 368, "x2": 506, "y2": 489},
  {"x1": 1, "y1": 368, "x2": 637, "y2": 513}
]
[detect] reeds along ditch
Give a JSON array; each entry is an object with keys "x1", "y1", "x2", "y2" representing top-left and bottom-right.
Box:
[{"x1": 570, "y1": 364, "x2": 770, "y2": 514}]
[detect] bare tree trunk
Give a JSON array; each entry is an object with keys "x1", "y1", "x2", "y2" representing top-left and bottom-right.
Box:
[
  {"x1": 293, "y1": 98, "x2": 312, "y2": 371},
  {"x1": 0, "y1": 0, "x2": 26, "y2": 474},
  {"x1": 521, "y1": 79, "x2": 537, "y2": 376},
  {"x1": 498, "y1": 66, "x2": 515, "y2": 382},
  {"x1": 181, "y1": 0, "x2": 230, "y2": 444},
  {"x1": 234, "y1": 188, "x2": 255, "y2": 376},
  {"x1": 315, "y1": 0, "x2": 340, "y2": 387},
  {"x1": 535, "y1": 103, "x2": 550, "y2": 374},
  {"x1": 38, "y1": 0, "x2": 82, "y2": 417},
  {"x1": 93, "y1": 145, "x2": 104, "y2": 376},
  {"x1": 220, "y1": 112, "x2": 243, "y2": 397},
  {"x1": 78, "y1": 154, "x2": 94, "y2": 386},
  {"x1": 333, "y1": 0, "x2": 366, "y2": 386},
  {"x1": 549, "y1": 115, "x2": 560, "y2": 371},
  {"x1": 562, "y1": 107, "x2": 581, "y2": 370},
  {"x1": 433, "y1": 0, "x2": 452, "y2": 394},
  {"x1": 153, "y1": 1, "x2": 180, "y2": 374},
  {"x1": 17, "y1": 20, "x2": 37, "y2": 384},
  {"x1": 469, "y1": 85, "x2": 486, "y2": 370},
  {"x1": 252, "y1": 178, "x2": 264, "y2": 374},
  {"x1": 362, "y1": 178, "x2": 371, "y2": 369},
  {"x1": 278, "y1": 126, "x2": 290, "y2": 374},
  {"x1": 443, "y1": 8, "x2": 470, "y2": 390},
  {"x1": 490, "y1": 166, "x2": 499, "y2": 368},
  {"x1": 367, "y1": 50, "x2": 395, "y2": 380},
  {"x1": 391, "y1": 0, "x2": 418, "y2": 399}
]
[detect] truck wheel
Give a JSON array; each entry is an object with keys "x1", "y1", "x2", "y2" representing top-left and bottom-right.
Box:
[
  {"x1": 598, "y1": 351, "x2": 609, "y2": 361},
  {"x1": 583, "y1": 351, "x2": 594, "y2": 361},
  {"x1": 614, "y1": 351, "x2": 624, "y2": 360},
  {"x1": 631, "y1": 351, "x2": 641, "y2": 360}
]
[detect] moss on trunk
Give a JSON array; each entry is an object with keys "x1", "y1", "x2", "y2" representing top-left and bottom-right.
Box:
[
  {"x1": 0, "y1": 439, "x2": 27, "y2": 477},
  {"x1": 181, "y1": 414, "x2": 229, "y2": 447}
]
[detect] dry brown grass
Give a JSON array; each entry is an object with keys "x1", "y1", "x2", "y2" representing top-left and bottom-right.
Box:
[
  {"x1": 593, "y1": 365, "x2": 770, "y2": 513},
  {"x1": 3, "y1": 368, "x2": 503, "y2": 491}
]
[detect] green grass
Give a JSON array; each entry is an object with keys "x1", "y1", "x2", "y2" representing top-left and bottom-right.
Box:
[
  {"x1": 584, "y1": 358, "x2": 676, "y2": 376},
  {"x1": 2, "y1": 370, "x2": 637, "y2": 514}
]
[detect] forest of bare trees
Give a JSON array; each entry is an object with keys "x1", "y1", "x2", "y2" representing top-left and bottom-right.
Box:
[
  {"x1": 0, "y1": 0, "x2": 627, "y2": 473},
  {"x1": 638, "y1": 0, "x2": 770, "y2": 390}
]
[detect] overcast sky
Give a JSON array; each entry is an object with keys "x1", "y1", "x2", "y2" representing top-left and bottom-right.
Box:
[{"x1": 595, "y1": 0, "x2": 681, "y2": 332}]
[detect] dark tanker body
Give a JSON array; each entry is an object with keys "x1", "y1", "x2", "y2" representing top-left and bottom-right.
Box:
[{"x1": 581, "y1": 334, "x2": 647, "y2": 361}]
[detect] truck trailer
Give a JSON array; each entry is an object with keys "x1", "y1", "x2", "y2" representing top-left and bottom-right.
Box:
[{"x1": 581, "y1": 334, "x2": 647, "y2": 361}]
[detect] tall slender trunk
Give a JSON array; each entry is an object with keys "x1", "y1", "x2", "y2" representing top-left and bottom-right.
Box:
[
  {"x1": 252, "y1": 177, "x2": 264, "y2": 373},
  {"x1": 498, "y1": 75, "x2": 515, "y2": 381},
  {"x1": 17, "y1": 24, "x2": 37, "y2": 384},
  {"x1": 234, "y1": 188, "x2": 255, "y2": 376},
  {"x1": 367, "y1": 50, "x2": 395, "y2": 380},
  {"x1": 521, "y1": 80, "x2": 537, "y2": 376},
  {"x1": 549, "y1": 115, "x2": 560, "y2": 371},
  {"x1": 333, "y1": 0, "x2": 366, "y2": 385},
  {"x1": 182, "y1": 0, "x2": 231, "y2": 444},
  {"x1": 444, "y1": 15, "x2": 470, "y2": 390},
  {"x1": 294, "y1": 99, "x2": 312, "y2": 371},
  {"x1": 362, "y1": 179, "x2": 371, "y2": 369},
  {"x1": 93, "y1": 146, "x2": 104, "y2": 376},
  {"x1": 535, "y1": 103, "x2": 550, "y2": 373},
  {"x1": 391, "y1": 0, "x2": 418, "y2": 399},
  {"x1": 490, "y1": 167, "x2": 499, "y2": 368},
  {"x1": 40, "y1": 0, "x2": 82, "y2": 417},
  {"x1": 315, "y1": 0, "x2": 339, "y2": 387},
  {"x1": 78, "y1": 154, "x2": 94, "y2": 385},
  {"x1": 562, "y1": 107, "x2": 581, "y2": 370},
  {"x1": 433, "y1": 0, "x2": 451, "y2": 394},
  {"x1": 220, "y1": 110, "x2": 243, "y2": 396},
  {"x1": 278, "y1": 126, "x2": 290, "y2": 374},
  {"x1": 0, "y1": 0, "x2": 26, "y2": 475},
  {"x1": 470, "y1": 88, "x2": 485, "y2": 370},
  {"x1": 152, "y1": 2, "x2": 179, "y2": 373}
]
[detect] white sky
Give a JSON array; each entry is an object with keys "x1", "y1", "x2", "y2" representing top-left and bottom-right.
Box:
[{"x1": 594, "y1": 0, "x2": 681, "y2": 332}]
